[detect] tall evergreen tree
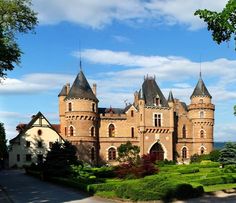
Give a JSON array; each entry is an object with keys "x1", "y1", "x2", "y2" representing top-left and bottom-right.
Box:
[
  {"x1": 219, "y1": 142, "x2": 236, "y2": 166},
  {"x1": 0, "y1": 122, "x2": 7, "y2": 168}
]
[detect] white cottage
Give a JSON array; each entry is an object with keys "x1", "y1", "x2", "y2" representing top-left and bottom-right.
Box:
[{"x1": 9, "y1": 112, "x2": 64, "y2": 168}]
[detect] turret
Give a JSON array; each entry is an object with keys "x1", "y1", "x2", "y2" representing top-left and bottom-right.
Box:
[{"x1": 168, "y1": 90, "x2": 174, "y2": 107}]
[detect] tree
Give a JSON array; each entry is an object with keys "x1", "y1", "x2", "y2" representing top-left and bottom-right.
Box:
[
  {"x1": 219, "y1": 142, "x2": 236, "y2": 166},
  {"x1": 117, "y1": 141, "x2": 140, "y2": 165},
  {"x1": 0, "y1": 122, "x2": 7, "y2": 168},
  {"x1": 43, "y1": 141, "x2": 80, "y2": 177},
  {"x1": 195, "y1": 0, "x2": 236, "y2": 48},
  {"x1": 0, "y1": 0, "x2": 37, "y2": 78}
]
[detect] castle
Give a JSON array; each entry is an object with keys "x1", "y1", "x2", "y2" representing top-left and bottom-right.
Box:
[{"x1": 58, "y1": 69, "x2": 214, "y2": 165}]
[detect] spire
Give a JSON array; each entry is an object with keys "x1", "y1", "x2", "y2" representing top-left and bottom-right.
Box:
[
  {"x1": 139, "y1": 88, "x2": 144, "y2": 100},
  {"x1": 168, "y1": 91, "x2": 174, "y2": 102},
  {"x1": 65, "y1": 70, "x2": 98, "y2": 102},
  {"x1": 58, "y1": 85, "x2": 67, "y2": 97},
  {"x1": 191, "y1": 76, "x2": 211, "y2": 99}
]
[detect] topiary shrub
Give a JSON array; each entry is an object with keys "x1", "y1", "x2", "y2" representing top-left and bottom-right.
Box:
[{"x1": 172, "y1": 184, "x2": 204, "y2": 200}]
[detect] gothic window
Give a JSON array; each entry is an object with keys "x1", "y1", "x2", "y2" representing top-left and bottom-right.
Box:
[
  {"x1": 182, "y1": 125, "x2": 186, "y2": 138},
  {"x1": 154, "y1": 114, "x2": 162, "y2": 127},
  {"x1": 108, "y1": 147, "x2": 116, "y2": 160},
  {"x1": 182, "y1": 147, "x2": 187, "y2": 159},
  {"x1": 91, "y1": 126, "x2": 95, "y2": 137},
  {"x1": 108, "y1": 124, "x2": 115, "y2": 137},
  {"x1": 70, "y1": 126, "x2": 74, "y2": 136},
  {"x1": 200, "y1": 129, "x2": 204, "y2": 138},
  {"x1": 131, "y1": 127, "x2": 134, "y2": 138},
  {"x1": 200, "y1": 147, "x2": 205, "y2": 155},
  {"x1": 131, "y1": 110, "x2": 134, "y2": 117},
  {"x1": 200, "y1": 111, "x2": 204, "y2": 118},
  {"x1": 68, "y1": 102, "x2": 72, "y2": 111},
  {"x1": 91, "y1": 147, "x2": 95, "y2": 161}
]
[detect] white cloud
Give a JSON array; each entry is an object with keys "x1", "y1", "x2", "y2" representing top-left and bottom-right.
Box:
[{"x1": 33, "y1": 0, "x2": 228, "y2": 30}]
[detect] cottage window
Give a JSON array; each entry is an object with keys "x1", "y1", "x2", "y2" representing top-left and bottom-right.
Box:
[{"x1": 108, "y1": 148, "x2": 116, "y2": 160}]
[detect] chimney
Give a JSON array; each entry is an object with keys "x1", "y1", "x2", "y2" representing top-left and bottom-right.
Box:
[
  {"x1": 66, "y1": 83, "x2": 70, "y2": 94},
  {"x1": 92, "y1": 83, "x2": 97, "y2": 96}
]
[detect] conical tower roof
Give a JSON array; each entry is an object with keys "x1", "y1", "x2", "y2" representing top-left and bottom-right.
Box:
[
  {"x1": 168, "y1": 91, "x2": 174, "y2": 102},
  {"x1": 191, "y1": 76, "x2": 211, "y2": 99},
  {"x1": 65, "y1": 70, "x2": 98, "y2": 102},
  {"x1": 141, "y1": 76, "x2": 169, "y2": 107},
  {"x1": 58, "y1": 85, "x2": 67, "y2": 97}
]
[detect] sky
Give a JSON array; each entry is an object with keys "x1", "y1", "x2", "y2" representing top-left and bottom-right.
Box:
[{"x1": 1, "y1": 0, "x2": 236, "y2": 142}]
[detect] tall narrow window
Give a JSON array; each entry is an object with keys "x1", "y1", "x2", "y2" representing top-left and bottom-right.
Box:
[
  {"x1": 92, "y1": 103, "x2": 95, "y2": 112},
  {"x1": 91, "y1": 126, "x2": 95, "y2": 137},
  {"x1": 200, "y1": 147, "x2": 205, "y2": 155},
  {"x1": 182, "y1": 125, "x2": 186, "y2": 138},
  {"x1": 200, "y1": 111, "x2": 204, "y2": 118},
  {"x1": 200, "y1": 129, "x2": 204, "y2": 138},
  {"x1": 70, "y1": 126, "x2": 74, "y2": 136},
  {"x1": 65, "y1": 127, "x2": 67, "y2": 136},
  {"x1": 182, "y1": 147, "x2": 187, "y2": 159},
  {"x1": 131, "y1": 110, "x2": 134, "y2": 117},
  {"x1": 140, "y1": 114, "x2": 142, "y2": 121},
  {"x1": 17, "y1": 154, "x2": 20, "y2": 162},
  {"x1": 131, "y1": 127, "x2": 134, "y2": 138},
  {"x1": 108, "y1": 124, "x2": 115, "y2": 137},
  {"x1": 91, "y1": 147, "x2": 95, "y2": 161},
  {"x1": 68, "y1": 102, "x2": 72, "y2": 111},
  {"x1": 108, "y1": 147, "x2": 116, "y2": 160},
  {"x1": 155, "y1": 97, "x2": 160, "y2": 106},
  {"x1": 26, "y1": 141, "x2": 30, "y2": 148}
]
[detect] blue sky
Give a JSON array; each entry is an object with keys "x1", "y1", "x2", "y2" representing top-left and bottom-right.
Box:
[{"x1": 1, "y1": 0, "x2": 236, "y2": 142}]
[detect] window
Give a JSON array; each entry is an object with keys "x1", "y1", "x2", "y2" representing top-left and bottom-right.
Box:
[
  {"x1": 17, "y1": 154, "x2": 20, "y2": 162},
  {"x1": 38, "y1": 129, "x2": 42, "y2": 136},
  {"x1": 200, "y1": 129, "x2": 204, "y2": 138},
  {"x1": 182, "y1": 147, "x2": 187, "y2": 159},
  {"x1": 92, "y1": 103, "x2": 95, "y2": 112},
  {"x1": 182, "y1": 125, "x2": 186, "y2": 138},
  {"x1": 155, "y1": 97, "x2": 160, "y2": 106},
  {"x1": 108, "y1": 148, "x2": 116, "y2": 160},
  {"x1": 199, "y1": 99, "x2": 203, "y2": 104},
  {"x1": 38, "y1": 141, "x2": 42, "y2": 148},
  {"x1": 200, "y1": 147, "x2": 205, "y2": 155},
  {"x1": 70, "y1": 126, "x2": 74, "y2": 136},
  {"x1": 131, "y1": 127, "x2": 134, "y2": 138},
  {"x1": 154, "y1": 114, "x2": 161, "y2": 127},
  {"x1": 140, "y1": 114, "x2": 142, "y2": 121},
  {"x1": 68, "y1": 102, "x2": 72, "y2": 111},
  {"x1": 108, "y1": 124, "x2": 115, "y2": 137},
  {"x1": 131, "y1": 110, "x2": 134, "y2": 117},
  {"x1": 65, "y1": 127, "x2": 67, "y2": 136},
  {"x1": 26, "y1": 154, "x2": 32, "y2": 162},
  {"x1": 37, "y1": 154, "x2": 43, "y2": 164},
  {"x1": 26, "y1": 141, "x2": 30, "y2": 148},
  {"x1": 200, "y1": 111, "x2": 204, "y2": 118},
  {"x1": 91, "y1": 126, "x2": 95, "y2": 137},
  {"x1": 49, "y1": 142, "x2": 53, "y2": 148},
  {"x1": 91, "y1": 147, "x2": 95, "y2": 161}
]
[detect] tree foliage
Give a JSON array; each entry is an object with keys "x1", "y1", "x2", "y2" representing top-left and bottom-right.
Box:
[
  {"x1": 219, "y1": 142, "x2": 236, "y2": 166},
  {"x1": 43, "y1": 141, "x2": 80, "y2": 177},
  {"x1": 117, "y1": 141, "x2": 140, "y2": 164},
  {"x1": 195, "y1": 0, "x2": 236, "y2": 48},
  {"x1": 0, "y1": 0, "x2": 37, "y2": 78},
  {"x1": 0, "y1": 122, "x2": 7, "y2": 159}
]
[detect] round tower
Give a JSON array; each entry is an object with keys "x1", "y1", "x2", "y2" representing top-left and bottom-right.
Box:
[
  {"x1": 64, "y1": 70, "x2": 99, "y2": 165},
  {"x1": 188, "y1": 75, "x2": 215, "y2": 155}
]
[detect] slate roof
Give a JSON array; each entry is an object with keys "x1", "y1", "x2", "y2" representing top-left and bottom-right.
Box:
[
  {"x1": 168, "y1": 91, "x2": 174, "y2": 102},
  {"x1": 140, "y1": 77, "x2": 169, "y2": 107},
  {"x1": 58, "y1": 85, "x2": 67, "y2": 97},
  {"x1": 65, "y1": 70, "x2": 98, "y2": 102},
  {"x1": 98, "y1": 107, "x2": 125, "y2": 114},
  {"x1": 191, "y1": 77, "x2": 212, "y2": 99}
]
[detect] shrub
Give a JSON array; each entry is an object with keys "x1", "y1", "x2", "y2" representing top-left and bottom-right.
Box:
[
  {"x1": 156, "y1": 159, "x2": 176, "y2": 166},
  {"x1": 200, "y1": 175, "x2": 235, "y2": 186},
  {"x1": 190, "y1": 153, "x2": 210, "y2": 163},
  {"x1": 223, "y1": 164, "x2": 236, "y2": 173},
  {"x1": 199, "y1": 161, "x2": 220, "y2": 168},
  {"x1": 209, "y1": 150, "x2": 221, "y2": 162},
  {"x1": 178, "y1": 167, "x2": 199, "y2": 174},
  {"x1": 172, "y1": 184, "x2": 204, "y2": 200}
]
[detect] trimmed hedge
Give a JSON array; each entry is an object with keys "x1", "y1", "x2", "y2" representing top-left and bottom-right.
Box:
[
  {"x1": 200, "y1": 175, "x2": 236, "y2": 186},
  {"x1": 178, "y1": 167, "x2": 199, "y2": 174}
]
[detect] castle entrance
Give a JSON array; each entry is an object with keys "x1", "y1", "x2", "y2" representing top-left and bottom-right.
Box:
[{"x1": 150, "y1": 142, "x2": 164, "y2": 161}]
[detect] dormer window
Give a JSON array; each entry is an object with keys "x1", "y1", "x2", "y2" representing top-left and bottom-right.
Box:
[{"x1": 154, "y1": 96, "x2": 160, "y2": 106}]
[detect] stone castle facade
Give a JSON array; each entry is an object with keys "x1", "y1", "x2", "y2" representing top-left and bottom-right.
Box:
[{"x1": 58, "y1": 69, "x2": 214, "y2": 165}]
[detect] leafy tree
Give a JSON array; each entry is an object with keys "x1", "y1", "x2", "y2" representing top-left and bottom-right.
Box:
[
  {"x1": 0, "y1": 122, "x2": 7, "y2": 168},
  {"x1": 195, "y1": 0, "x2": 236, "y2": 48},
  {"x1": 209, "y1": 149, "x2": 221, "y2": 162},
  {"x1": 43, "y1": 141, "x2": 81, "y2": 177},
  {"x1": 219, "y1": 142, "x2": 236, "y2": 166},
  {"x1": 0, "y1": 0, "x2": 37, "y2": 78},
  {"x1": 117, "y1": 141, "x2": 140, "y2": 165}
]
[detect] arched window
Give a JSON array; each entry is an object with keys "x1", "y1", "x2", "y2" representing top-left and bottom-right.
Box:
[
  {"x1": 68, "y1": 102, "x2": 72, "y2": 111},
  {"x1": 200, "y1": 129, "x2": 204, "y2": 138},
  {"x1": 91, "y1": 147, "x2": 95, "y2": 161},
  {"x1": 182, "y1": 125, "x2": 186, "y2": 138},
  {"x1": 182, "y1": 147, "x2": 187, "y2": 159},
  {"x1": 200, "y1": 147, "x2": 205, "y2": 155},
  {"x1": 108, "y1": 147, "x2": 116, "y2": 160},
  {"x1": 108, "y1": 124, "x2": 115, "y2": 137},
  {"x1": 91, "y1": 126, "x2": 95, "y2": 137},
  {"x1": 131, "y1": 127, "x2": 134, "y2": 138},
  {"x1": 200, "y1": 111, "x2": 204, "y2": 118},
  {"x1": 70, "y1": 126, "x2": 74, "y2": 136}
]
